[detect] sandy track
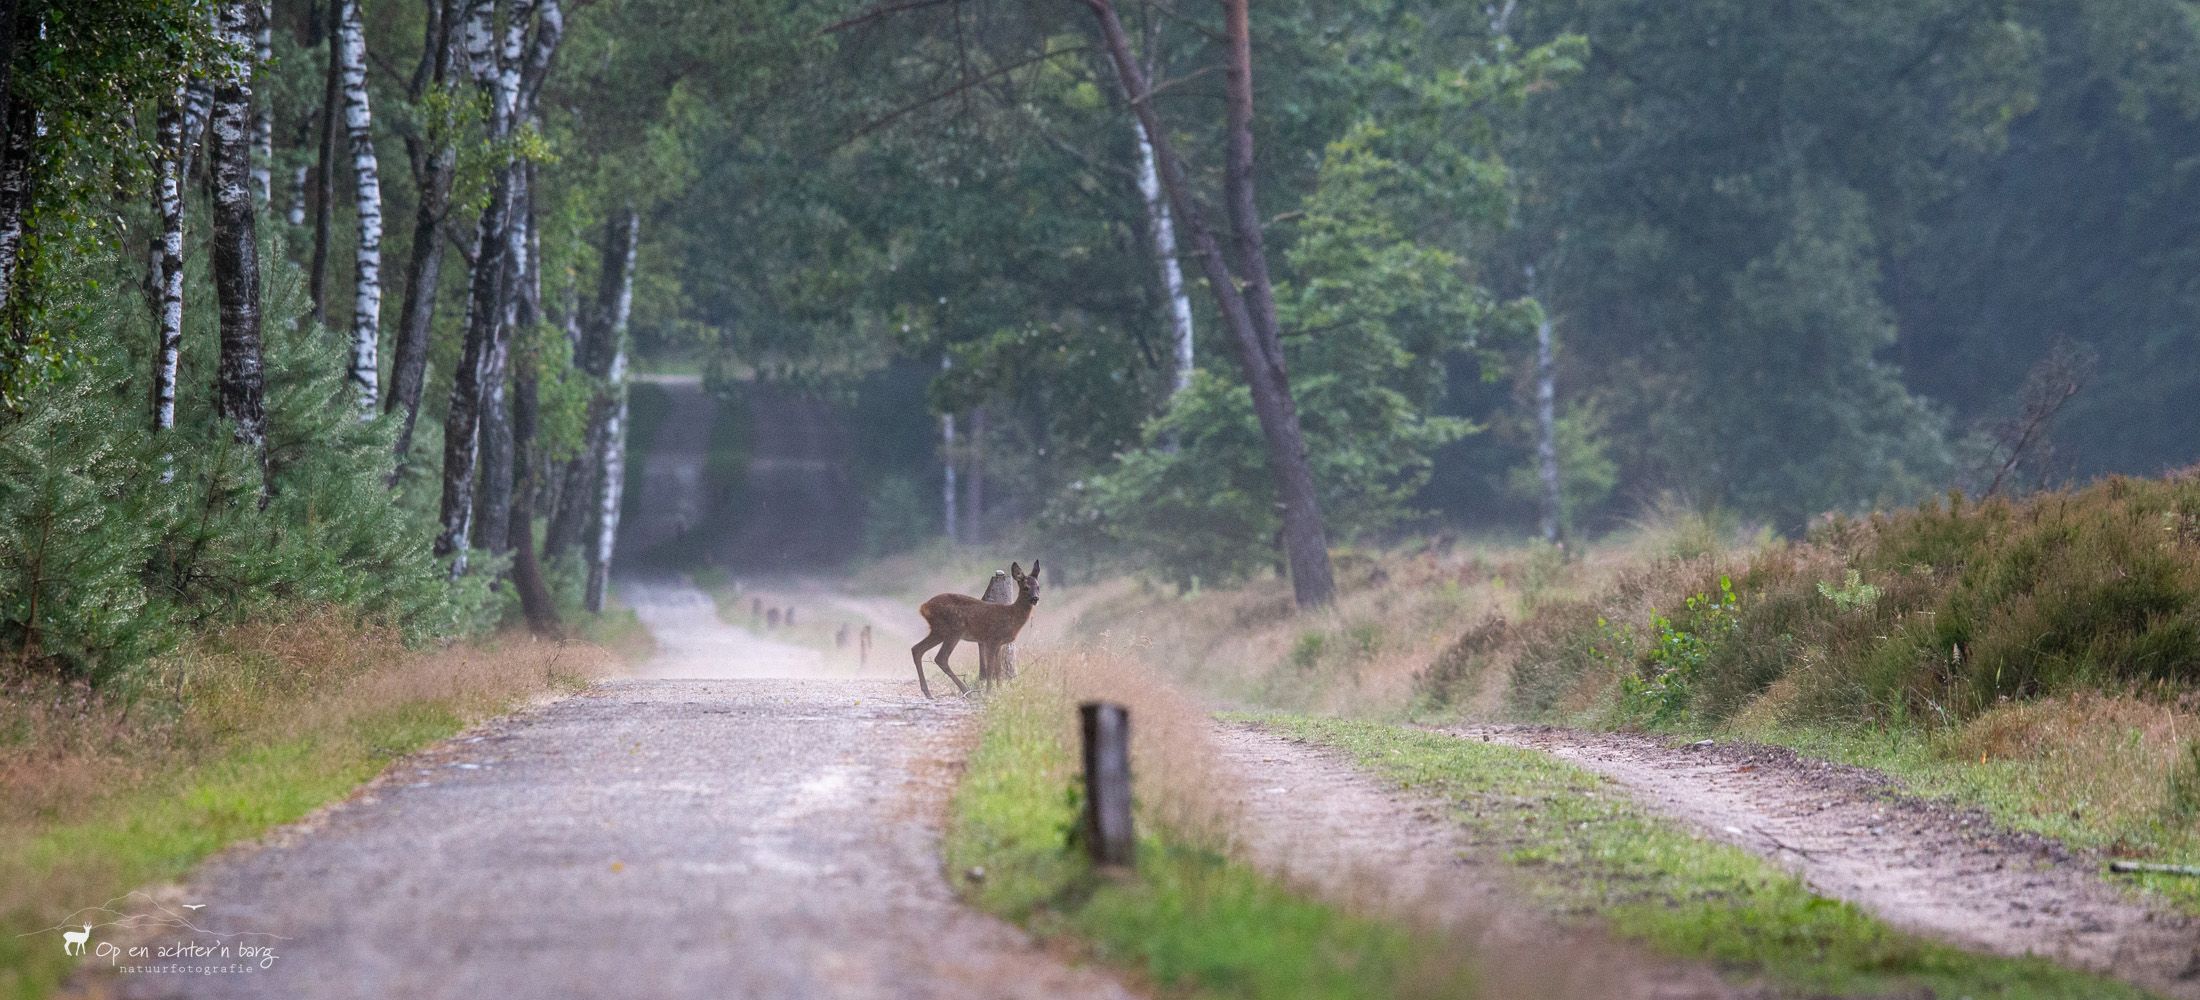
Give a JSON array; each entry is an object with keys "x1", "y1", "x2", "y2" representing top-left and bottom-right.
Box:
[
  {"x1": 1465, "y1": 726, "x2": 2200, "y2": 998},
  {"x1": 1216, "y1": 724, "x2": 1768, "y2": 1000},
  {"x1": 84, "y1": 580, "x2": 1132, "y2": 1000}
]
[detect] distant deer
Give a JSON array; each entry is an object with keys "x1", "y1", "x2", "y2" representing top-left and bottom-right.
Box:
[
  {"x1": 62, "y1": 925, "x2": 90, "y2": 955},
  {"x1": 911, "y1": 561, "x2": 1040, "y2": 698}
]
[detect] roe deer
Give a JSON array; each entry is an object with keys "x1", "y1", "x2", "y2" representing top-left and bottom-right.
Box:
[
  {"x1": 911, "y1": 561, "x2": 1041, "y2": 699},
  {"x1": 62, "y1": 925, "x2": 90, "y2": 955}
]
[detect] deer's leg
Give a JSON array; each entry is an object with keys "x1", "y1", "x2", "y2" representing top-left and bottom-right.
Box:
[
  {"x1": 911, "y1": 633, "x2": 943, "y2": 699},
  {"x1": 976, "y1": 644, "x2": 995, "y2": 690},
  {"x1": 933, "y1": 636, "x2": 970, "y2": 694}
]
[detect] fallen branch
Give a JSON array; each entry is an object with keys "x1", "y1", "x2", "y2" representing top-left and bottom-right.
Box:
[{"x1": 2108, "y1": 860, "x2": 2200, "y2": 877}]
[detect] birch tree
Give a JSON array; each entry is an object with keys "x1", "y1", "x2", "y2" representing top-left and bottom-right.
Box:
[
  {"x1": 1527, "y1": 266, "x2": 1563, "y2": 545},
  {"x1": 1134, "y1": 121, "x2": 1194, "y2": 398},
  {"x1": 506, "y1": 162, "x2": 561, "y2": 634},
  {"x1": 582, "y1": 207, "x2": 637, "y2": 613},
  {"x1": 151, "y1": 86, "x2": 187, "y2": 438},
  {"x1": 337, "y1": 0, "x2": 382, "y2": 418},
  {"x1": 436, "y1": 0, "x2": 561, "y2": 570},
  {"x1": 249, "y1": 0, "x2": 272, "y2": 206},
  {"x1": 434, "y1": 0, "x2": 511, "y2": 567},
  {"x1": 547, "y1": 205, "x2": 634, "y2": 559},
  {"x1": 209, "y1": 0, "x2": 271, "y2": 490}
]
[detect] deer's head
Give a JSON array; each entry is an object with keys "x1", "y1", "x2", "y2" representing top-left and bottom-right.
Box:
[{"x1": 1011, "y1": 561, "x2": 1043, "y2": 606}]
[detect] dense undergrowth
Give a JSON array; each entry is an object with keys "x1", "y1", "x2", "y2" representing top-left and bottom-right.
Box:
[
  {"x1": 0, "y1": 249, "x2": 505, "y2": 688},
  {"x1": 0, "y1": 613, "x2": 617, "y2": 1000}
]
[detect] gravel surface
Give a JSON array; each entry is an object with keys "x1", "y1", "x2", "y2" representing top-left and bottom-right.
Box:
[
  {"x1": 1217, "y1": 724, "x2": 1768, "y2": 1000},
  {"x1": 1465, "y1": 725, "x2": 2200, "y2": 999},
  {"x1": 84, "y1": 582, "x2": 1133, "y2": 1000}
]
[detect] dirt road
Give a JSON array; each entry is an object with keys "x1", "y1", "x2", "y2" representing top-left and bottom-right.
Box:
[
  {"x1": 1470, "y1": 726, "x2": 2200, "y2": 999},
  {"x1": 1217, "y1": 725, "x2": 1765, "y2": 1000},
  {"x1": 91, "y1": 581, "x2": 1130, "y2": 1000}
]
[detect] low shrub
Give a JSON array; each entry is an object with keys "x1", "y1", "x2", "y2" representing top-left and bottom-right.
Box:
[{"x1": 1427, "y1": 476, "x2": 2200, "y2": 733}]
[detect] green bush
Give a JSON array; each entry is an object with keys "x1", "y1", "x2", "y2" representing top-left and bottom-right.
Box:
[
  {"x1": 1432, "y1": 475, "x2": 2200, "y2": 735},
  {"x1": 0, "y1": 249, "x2": 496, "y2": 684}
]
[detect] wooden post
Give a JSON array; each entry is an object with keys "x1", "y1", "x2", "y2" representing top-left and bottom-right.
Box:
[{"x1": 1080, "y1": 701, "x2": 1134, "y2": 868}]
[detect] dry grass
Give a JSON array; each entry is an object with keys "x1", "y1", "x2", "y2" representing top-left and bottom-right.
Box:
[
  {"x1": 1941, "y1": 692, "x2": 2199, "y2": 847},
  {"x1": 1000, "y1": 636, "x2": 1240, "y2": 847},
  {"x1": 0, "y1": 612, "x2": 614, "y2": 1000},
  {"x1": 1065, "y1": 530, "x2": 1717, "y2": 719}
]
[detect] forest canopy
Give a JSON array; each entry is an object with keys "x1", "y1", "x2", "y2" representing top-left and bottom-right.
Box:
[{"x1": 2, "y1": 0, "x2": 2198, "y2": 672}]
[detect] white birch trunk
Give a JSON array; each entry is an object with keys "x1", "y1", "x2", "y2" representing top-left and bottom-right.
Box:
[
  {"x1": 1528, "y1": 265, "x2": 1563, "y2": 544},
  {"x1": 250, "y1": 1, "x2": 272, "y2": 206},
  {"x1": 153, "y1": 86, "x2": 187, "y2": 450},
  {"x1": 1135, "y1": 121, "x2": 1195, "y2": 395},
  {"x1": 338, "y1": 0, "x2": 382, "y2": 418},
  {"x1": 941, "y1": 356, "x2": 958, "y2": 543},
  {"x1": 583, "y1": 216, "x2": 637, "y2": 613},
  {"x1": 286, "y1": 161, "x2": 306, "y2": 226}
]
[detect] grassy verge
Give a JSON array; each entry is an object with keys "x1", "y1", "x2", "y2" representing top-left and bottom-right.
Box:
[
  {"x1": 946, "y1": 645, "x2": 1477, "y2": 999},
  {"x1": 1724, "y1": 709, "x2": 2200, "y2": 914},
  {"x1": 0, "y1": 615, "x2": 614, "y2": 1000},
  {"x1": 1265, "y1": 715, "x2": 2155, "y2": 1000}
]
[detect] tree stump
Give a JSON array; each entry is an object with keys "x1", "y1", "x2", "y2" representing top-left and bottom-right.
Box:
[{"x1": 980, "y1": 568, "x2": 1018, "y2": 685}]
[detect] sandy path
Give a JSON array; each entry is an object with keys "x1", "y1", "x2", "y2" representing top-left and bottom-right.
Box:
[
  {"x1": 1215, "y1": 724, "x2": 1767, "y2": 1000},
  {"x1": 85, "y1": 582, "x2": 1132, "y2": 1000},
  {"x1": 1465, "y1": 726, "x2": 2200, "y2": 998}
]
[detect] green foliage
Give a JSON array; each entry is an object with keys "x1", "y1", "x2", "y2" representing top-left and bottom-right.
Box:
[
  {"x1": 0, "y1": 250, "x2": 495, "y2": 683},
  {"x1": 1502, "y1": 398, "x2": 1618, "y2": 534},
  {"x1": 1816, "y1": 569, "x2": 1883, "y2": 612},
  {"x1": 0, "y1": 0, "x2": 213, "y2": 404},
  {"x1": 1618, "y1": 577, "x2": 1739, "y2": 725}
]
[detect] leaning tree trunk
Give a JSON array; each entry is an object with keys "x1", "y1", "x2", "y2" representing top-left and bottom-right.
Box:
[
  {"x1": 548, "y1": 205, "x2": 636, "y2": 558},
  {"x1": 337, "y1": 0, "x2": 382, "y2": 418},
  {"x1": 473, "y1": 174, "x2": 518, "y2": 556},
  {"x1": 473, "y1": 0, "x2": 559, "y2": 555},
  {"x1": 1134, "y1": 121, "x2": 1195, "y2": 397},
  {"x1": 209, "y1": 0, "x2": 271, "y2": 492},
  {"x1": 151, "y1": 87, "x2": 188, "y2": 437},
  {"x1": 386, "y1": 0, "x2": 461, "y2": 475},
  {"x1": 507, "y1": 173, "x2": 561, "y2": 635},
  {"x1": 434, "y1": 0, "x2": 510, "y2": 569},
  {"x1": 1082, "y1": 0, "x2": 1335, "y2": 607}
]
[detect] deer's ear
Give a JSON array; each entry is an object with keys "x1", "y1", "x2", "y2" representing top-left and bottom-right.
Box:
[
  {"x1": 1030, "y1": 560, "x2": 1042, "y2": 579},
  {"x1": 1009, "y1": 561, "x2": 1024, "y2": 580}
]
